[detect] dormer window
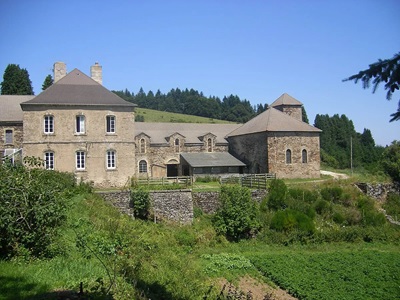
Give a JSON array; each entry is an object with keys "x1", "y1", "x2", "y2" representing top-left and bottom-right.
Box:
[
  {"x1": 140, "y1": 138, "x2": 146, "y2": 153},
  {"x1": 44, "y1": 115, "x2": 54, "y2": 134},
  {"x1": 175, "y1": 138, "x2": 180, "y2": 153}
]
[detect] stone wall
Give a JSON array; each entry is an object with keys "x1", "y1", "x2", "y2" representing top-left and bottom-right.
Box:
[
  {"x1": 98, "y1": 189, "x2": 193, "y2": 224},
  {"x1": 0, "y1": 124, "x2": 23, "y2": 156},
  {"x1": 355, "y1": 183, "x2": 400, "y2": 201}
]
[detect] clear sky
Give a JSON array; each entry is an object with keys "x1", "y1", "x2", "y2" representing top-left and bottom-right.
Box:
[{"x1": 0, "y1": 0, "x2": 398, "y2": 146}]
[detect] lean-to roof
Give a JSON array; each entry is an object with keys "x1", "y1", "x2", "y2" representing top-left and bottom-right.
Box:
[
  {"x1": 0, "y1": 95, "x2": 34, "y2": 122},
  {"x1": 180, "y1": 152, "x2": 246, "y2": 168}
]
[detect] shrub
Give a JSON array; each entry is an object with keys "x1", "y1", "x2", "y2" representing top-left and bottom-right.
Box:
[
  {"x1": 321, "y1": 187, "x2": 343, "y2": 203},
  {"x1": 267, "y1": 179, "x2": 288, "y2": 210},
  {"x1": 314, "y1": 200, "x2": 332, "y2": 215},
  {"x1": 130, "y1": 187, "x2": 151, "y2": 219},
  {"x1": 270, "y1": 209, "x2": 315, "y2": 234},
  {"x1": 383, "y1": 192, "x2": 400, "y2": 220},
  {"x1": 288, "y1": 188, "x2": 319, "y2": 203},
  {"x1": 0, "y1": 164, "x2": 71, "y2": 258},
  {"x1": 213, "y1": 186, "x2": 260, "y2": 241}
]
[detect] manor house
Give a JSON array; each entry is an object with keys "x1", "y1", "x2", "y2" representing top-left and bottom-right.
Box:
[{"x1": 0, "y1": 62, "x2": 321, "y2": 187}]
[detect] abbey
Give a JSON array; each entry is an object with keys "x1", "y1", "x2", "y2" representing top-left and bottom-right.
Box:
[{"x1": 0, "y1": 62, "x2": 321, "y2": 187}]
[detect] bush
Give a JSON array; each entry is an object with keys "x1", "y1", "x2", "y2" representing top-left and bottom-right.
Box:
[
  {"x1": 314, "y1": 200, "x2": 332, "y2": 216},
  {"x1": 321, "y1": 187, "x2": 343, "y2": 203},
  {"x1": 270, "y1": 209, "x2": 315, "y2": 234},
  {"x1": 130, "y1": 187, "x2": 151, "y2": 219},
  {"x1": 267, "y1": 179, "x2": 288, "y2": 210},
  {"x1": 213, "y1": 186, "x2": 260, "y2": 241},
  {"x1": 0, "y1": 164, "x2": 72, "y2": 258},
  {"x1": 383, "y1": 193, "x2": 400, "y2": 220},
  {"x1": 288, "y1": 188, "x2": 319, "y2": 203}
]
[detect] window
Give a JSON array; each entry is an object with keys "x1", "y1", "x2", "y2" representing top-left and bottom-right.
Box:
[
  {"x1": 139, "y1": 160, "x2": 147, "y2": 173},
  {"x1": 302, "y1": 149, "x2": 308, "y2": 163},
  {"x1": 207, "y1": 138, "x2": 212, "y2": 152},
  {"x1": 76, "y1": 151, "x2": 85, "y2": 170},
  {"x1": 44, "y1": 115, "x2": 54, "y2": 133},
  {"x1": 107, "y1": 150, "x2": 116, "y2": 169},
  {"x1": 106, "y1": 115, "x2": 115, "y2": 133},
  {"x1": 5, "y1": 129, "x2": 13, "y2": 144},
  {"x1": 174, "y1": 138, "x2": 180, "y2": 153},
  {"x1": 286, "y1": 149, "x2": 292, "y2": 164},
  {"x1": 140, "y1": 138, "x2": 146, "y2": 153},
  {"x1": 76, "y1": 115, "x2": 85, "y2": 134},
  {"x1": 44, "y1": 152, "x2": 54, "y2": 170}
]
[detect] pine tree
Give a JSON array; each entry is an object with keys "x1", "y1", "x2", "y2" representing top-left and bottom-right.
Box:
[
  {"x1": 0, "y1": 64, "x2": 34, "y2": 95},
  {"x1": 42, "y1": 74, "x2": 53, "y2": 91}
]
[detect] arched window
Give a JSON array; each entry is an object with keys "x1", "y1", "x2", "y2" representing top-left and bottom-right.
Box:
[
  {"x1": 174, "y1": 138, "x2": 180, "y2": 153},
  {"x1": 207, "y1": 138, "x2": 212, "y2": 152},
  {"x1": 286, "y1": 149, "x2": 292, "y2": 164},
  {"x1": 302, "y1": 149, "x2": 308, "y2": 163},
  {"x1": 139, "y1": 160, "x2": 147, "y2": 173},
  {"x1": 140, "y1": 138, "x2": 146, "y2": 153}
]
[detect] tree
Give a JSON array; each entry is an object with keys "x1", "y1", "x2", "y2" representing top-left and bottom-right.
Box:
[
  {"x1": 343, "y1": 52, "x2": 400, "y2": 121},
  {"x1": 42, "y1": 74, "x2": 53, "y2": 91},
  {"x1": 1, "y1": 64, "x2": 34, "y2": 95},
  {"x1": 212, "y1": 186, "x2": 260, "y2": 241},
  {"x1": 381, "y1": 141, "x2": 400, "y2": 183}
]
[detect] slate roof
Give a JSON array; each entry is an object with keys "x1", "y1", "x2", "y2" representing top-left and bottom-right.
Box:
[
  {"x1": 134, "y1": 122, "x2": 241, "y2": 145},
  {"x1": 21, "y1": 68, "x2": 136, "y2": 107},
  {"x1": 226, "y1": 107, "x2": 321, "y2": 137},
  {"x1": 270, "y1": 93, "x2": 303, "y2": 107},
  {"x1": 0, "y1": 95, "x2": 34, "y2": 122},
  {"x1": 180, "y1": 152, "x2": 246, "y2": 167}
]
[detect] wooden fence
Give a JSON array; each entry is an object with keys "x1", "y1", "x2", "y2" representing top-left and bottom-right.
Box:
[
  {"x1": 220, "y1": 173, "x2": 276, "y2": 189},
  {"x1": 133, "y1": 176, "x2": 193, "y2": 187}
]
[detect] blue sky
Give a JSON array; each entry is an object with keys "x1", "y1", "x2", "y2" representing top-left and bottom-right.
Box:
[{"x1": 0, "y1": 0, "x2": 398, "y2": 146}]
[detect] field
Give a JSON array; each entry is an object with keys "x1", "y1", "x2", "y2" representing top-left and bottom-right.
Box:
[
  {"x1": 1, "y1": 175, "x2": 400, "y2": 299},
  {"x1": 135, "y1": 107, "x2": 236, "y2": 124}
]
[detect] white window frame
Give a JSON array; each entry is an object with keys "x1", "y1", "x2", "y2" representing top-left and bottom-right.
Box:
[
  {"x1": 44, "y1": 115, "x2": 54, "y2": 134},
  {"x1": 139, "y1": 160, "x2": 147, "y2": 173},
  {"x1": 106, "y1": 115, "x2": 116, "y2": 133},
  {"x1": 76, "y1": 115, "x2": 85, "y2": 134},
  {"x1": 106, "y1": 150, "x2": 116, "y2": 169},
  {"x1": 76, "y1": 151, "x2": 85, "y2": 170},
  {"x1": 44, "y1": 151, "x2": 54, "y2": 170}
]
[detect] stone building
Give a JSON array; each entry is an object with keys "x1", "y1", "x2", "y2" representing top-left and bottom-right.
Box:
[
  {"x1": 227, "y1": 94, "x2": 321, "y2": 178},
  {"x1": 0, "y1": 62, "x2": 322, "y2": 186},
  {"x1": 20, "y1": 63, "x2": 136, "y2": 187}
]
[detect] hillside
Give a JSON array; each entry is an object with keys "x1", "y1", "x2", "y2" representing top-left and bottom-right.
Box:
[{"x1": 135, "y1": 107, "x2": 238, "y2": 124}]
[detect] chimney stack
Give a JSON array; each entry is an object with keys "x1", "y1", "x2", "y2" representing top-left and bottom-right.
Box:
[
  {"x1": 90, "y1": 62, "x2": 102, "y2": 85},
  {"x1": 53, "y1": 62, "x2": 67, "y2": 82}
]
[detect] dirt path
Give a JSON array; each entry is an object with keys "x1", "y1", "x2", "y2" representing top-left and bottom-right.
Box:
[
  {"x1": 218, "y1": 276, "x2": 297, "y2": 300},
  {"x1": 320, "y1": 170, "x2": 349, "y2": 180}
]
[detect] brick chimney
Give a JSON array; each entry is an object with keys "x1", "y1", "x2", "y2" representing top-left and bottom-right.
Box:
[
  {"x1": 90, "y1": 62, "x2": 102, "y2": 85},
  {"x1": 53, "y1": 62, "x2": 67, "y2": 82}
]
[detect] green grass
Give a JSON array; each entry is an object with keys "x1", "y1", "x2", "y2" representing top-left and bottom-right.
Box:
[{"x1": 135, "y1": 107, "x2": 237, "y2": 124}]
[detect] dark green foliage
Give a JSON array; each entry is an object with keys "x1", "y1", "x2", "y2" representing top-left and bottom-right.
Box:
[
  {"x1": 267, "y1": 179, "x2": 288, "y2": 210},
  {"x1": 320, "y1": 186, "x2": 343, "y2": 203},
  {"x1": 332, "y1": 212, "x2": 345, "y2": 224},
  {"x1": 302, "y1": 106, "x2": 309, "y2": 123},
  {"x1": 1, "y1": 64, "x2": 34, "y2": 95},
  {"x1": 213, "y1": 186, "x2": 260, "y2": 241},
  {"x1": 383, "y1": 192, "x2": 400, "y2": 219},
  {"x1": 270, "y1": 209, "x2": 315, "y2": 234},
  {"x1": 314, "y1": 114, "x2": 382, "y2": 170},
  {"x1": 381, "y1": 140, "x2": 400, "y2": 183},
  {"x1": 135, "y1": 114, "x2": 145, "y2": 122},
  {"x1": 314, "y1": 200, "x2": 332, "y2": 215},
  {"x1": 357, "y1": 196, "x2": 386, "y2": 226},
  {"x1": 113, "y1": 87, "x2": 272, "y2": 123},
  {"x1": 343, "y1": 52, "x2": 400, "y2": 122},
  {"x1": 0, "y1": 163, "x2": 75, "y2": 258},
  {"x1": 288, "y1": 188, "x2": 318, "y2": 203},
  {"x1": 130, "y1": 187, "x2": 151, "y2": 219},
  {"x1": 250, "y1": 250, "x2": 400, "y2": 300},
  {"x1": 41, "y1": 74, "x2": 53, "y2": 91}
]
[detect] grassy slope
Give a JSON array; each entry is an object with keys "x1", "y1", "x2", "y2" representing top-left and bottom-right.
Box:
[{"x1": 135, "y1": 107, "x2": 237, "y2": 124}]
